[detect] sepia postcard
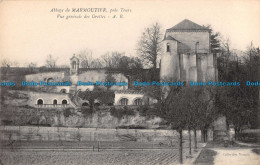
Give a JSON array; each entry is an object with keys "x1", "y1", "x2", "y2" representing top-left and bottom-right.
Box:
[{"x1": 0, "y1": 0, "x2": 259, "y2": 164}]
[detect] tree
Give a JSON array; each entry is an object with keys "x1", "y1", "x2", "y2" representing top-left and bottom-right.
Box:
[
  {"x1": 77, "y1": 49, "x2": 98, "y2": 68},
  {"x1": 1, "y1": 58, "x2": 20, "y2": 67},
  {"x1": 204, "y1": 25, "x2": 221, "y2": 54},
  {"x1": 100, "y1": 52, "x2": 123, "y2": 68},
  {"x1": 45, "y1": 54, "x2": 57, "y2": 68},
  {"x1": 137, "y1": 22, "x2": 163, "y2": 70},
  {"x1": 105, "y1": 73, "x2": 116, "y2": 90}
]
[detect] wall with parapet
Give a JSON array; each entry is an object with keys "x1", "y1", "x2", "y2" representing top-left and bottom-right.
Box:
[{"x1": 25, "y1": 72, "x2": 65, "y2": 83}]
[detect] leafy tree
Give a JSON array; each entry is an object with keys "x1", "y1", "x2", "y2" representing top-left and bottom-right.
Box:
[
  {"x1": 105, "y1": 73, "x2": 116, "y2": 90},
  {"x1": 204, "y1": 25, "x2": 221, "y2": 54}
]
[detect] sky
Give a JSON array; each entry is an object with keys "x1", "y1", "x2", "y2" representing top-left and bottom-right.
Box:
[{"x1": 0, "y1": 0, "x2": 259, "y2": 67}]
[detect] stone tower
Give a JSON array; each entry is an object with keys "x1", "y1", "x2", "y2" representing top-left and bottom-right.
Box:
[
  {"x1": 69, "y1": 55, "x2": 79, "y2": 94},
  {"x1": 160, "y1": 19, "x2": 217, "y2": 82},
  {"x1": 70, "y1": 55, "x2": 79, "y2": 75}
]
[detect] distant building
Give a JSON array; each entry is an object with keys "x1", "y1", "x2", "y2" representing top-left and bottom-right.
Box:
[{"x1": 1, "y1": 19, "x2": 218, "y2": 109}]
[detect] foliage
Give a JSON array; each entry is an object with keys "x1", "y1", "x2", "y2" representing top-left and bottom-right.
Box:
[
  {"x1": 78, "y1": 89, "x2": 115, "y2": 110},
  {"x1": 204, "y1": 25, "x2": 221, "y2": 54},
  {"x1": 137, "y1": 104, "x2": 158, "y2": 118},
  {"x1": 105, "y1": 73, "x2": 116, "y2": 90},
  {"x1": 110, "y1": 106, "x2": 135, "y2": 120},
  {"x1": 45, "y1": 54, "x2": 57, "y2": 68},
  {"x1": 215, "y1": 86, "x2": 258, "y2": 135},
  {"x1": 137, "y1": 22, "x2": 163, "y2": 70},
  {"x1": 81, "y1": 107, "x2": 93, "y2": 117},
  {"x1": 63, "y1": 108, "x2": 72, "y2": 118}
]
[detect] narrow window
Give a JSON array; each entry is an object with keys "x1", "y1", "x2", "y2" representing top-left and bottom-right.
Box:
[
  {"x1": 167, "y1": 43, "x2": 170, "y2": 52},
  {"x1": 134, "y1": 98, "x2": 143, "y2": 105},
  {"x1": 195, "y1": 42, "x2": 199, "y2": 53},
  {"x1": 53, "y1": 99, "x2": 57, "y2": 105},
  {"x1": 119, "y1": 98, "x2": 128, "y2": 105}
]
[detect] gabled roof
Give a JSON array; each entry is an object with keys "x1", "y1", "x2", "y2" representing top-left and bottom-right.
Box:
[
  {"x1": 168, "y1": 19, "x2": 208, "y2": 30},
  {"x1": 163, "y1": 35, "x2": 179, "y2": 41}
]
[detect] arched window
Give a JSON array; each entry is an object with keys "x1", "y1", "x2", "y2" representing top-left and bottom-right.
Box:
[
  {"x1": 62, "y1": 99, "x2": 67, "y2": 105},
  {"x1": 37, "y1": 99, "x2": 43, "y2": 105},
  {"x1": 53, "y1": 99, "x2": 57, "y2": 105},
  {"x1": 82, "y1": 102, "x2": 89, "y2": 106},
  {"x1": 167, "y1": 43, "x2": 170, "y2": 52},
  {"x1": 119, "y1": 98, "x2": 128, "y2": 105},
  {"x1": 60, "y1": 89, "x2": 66, "y2": 93},
  {"x1": 72, "y1": 61, "x2": 76, "y2": 69},
  {"x1": 134, "y1": 98, "x2": 143, "y2": 105}
]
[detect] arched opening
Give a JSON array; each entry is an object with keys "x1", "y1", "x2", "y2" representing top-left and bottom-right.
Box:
[
  {"x1": 82, "y1": 102, "x2": 89, "y2": 106},
  {"x1": 47, "y1": 78, "x2": 54, "y2": 83},
  {"x1": 60, "y1": 89, "x2": 66, "y2": 93},
  {"x1": 167, "y1": 43, "x2": 170, "y2": 52},
  {"x1": 94, "y1": 102, "x2": 100, "y2": 107},
  {"x1": 108, "y1": 103, "x2": 114, "y2": 106},
  {"x1": 72, "y1": 61, "x2": 76, "y2": 69},
  {"x1": 134, "y1": 98, "x2": 143, "y2": 105},
  {"x1": 53, "y1": 99, "x2": 57, "y2": 105},
  {"x1": 37, "y1": 99, "x2": 43, "y2": 105},
  {"x1": 62, "y1": 99, "x2": 68, "y2": 105},
  {"x1": 119, "y1": 98, "x2": 128, "y2": 105}
]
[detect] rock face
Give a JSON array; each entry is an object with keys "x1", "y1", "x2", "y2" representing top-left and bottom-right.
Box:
[{"x1": 50, "y1": 111, "x2": 163, "y2": 129}]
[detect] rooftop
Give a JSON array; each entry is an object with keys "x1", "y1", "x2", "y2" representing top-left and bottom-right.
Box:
[{"x1": 168, "y1": 19, "x2": 208, "y2": 31}]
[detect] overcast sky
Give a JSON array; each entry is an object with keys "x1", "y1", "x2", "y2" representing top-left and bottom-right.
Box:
[{"x1": 0, "y1": 0, "x2": 259, "y2": 67}]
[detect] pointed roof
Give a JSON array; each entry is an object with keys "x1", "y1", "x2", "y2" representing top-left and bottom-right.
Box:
[
  {"x1": 168, "y1": 19, "x2": 208, "y2": 30},
  {"x1": 163, "y1": 35, "x2": 179, "y2": 41}
]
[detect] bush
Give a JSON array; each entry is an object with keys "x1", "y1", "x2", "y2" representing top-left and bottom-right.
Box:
[
  {"x1": 63, "y1": 108, "x2": 72, "y2": 118},
  {"x1": 81, "y1": 107, "x2": 93, "y2": 117},
  {"x1": 110, "y1": 106, "x2": 136, "y2": 120},
  {"x1": 2, "y1": 119, "x2": 12, "y2": 125}
]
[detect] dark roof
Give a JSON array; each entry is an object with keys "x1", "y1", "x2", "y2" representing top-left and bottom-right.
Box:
[
  {"x1": 163, "y1": 35, "x2": 179, "y2": 42},
  {"x1": 168, "y1": 19, "x2": 208, "y2": 30}
]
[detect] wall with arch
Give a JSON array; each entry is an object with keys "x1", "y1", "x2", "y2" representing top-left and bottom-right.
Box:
[
  {"x1": 114, "y1": 91, "x2": 144, "y2": 105},
  {"x1": 26, "y1": 91, "x2": 72, "y2": 108},
  {"x1": 25, "y1": 72, "x2": 65, "y2": 83}
]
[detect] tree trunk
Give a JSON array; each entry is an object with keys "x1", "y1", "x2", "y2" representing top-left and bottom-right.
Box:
[
  {"x1": 188, "y1": 128, "x2": 192, "y2": 155},
  {"x1": 179, "y1": 129, "x2": 183, "y2": 164},
  {"x1": 194, "y1": 129, "x2": 197, "y2": 149},
  {"x1": 201, "y1": 129, "x2": 208, "y2": 142}
]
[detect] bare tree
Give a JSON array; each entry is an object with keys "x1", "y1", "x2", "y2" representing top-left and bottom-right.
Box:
[
  {"x1": 45, "y1": 54, "x2": 57, "y2": 68},
  {"x1": 77, "y1": 49, "x2": 95, "y2": 68},
  {"x1": 137, "y1": 22, "x2": 163, "y2": 69},
  {"x1": 1, "y1": 58, "x2": 12, "y2": 67},
  {"x1": 100, "y1": 52, "x2": 123, "y2": 68}
]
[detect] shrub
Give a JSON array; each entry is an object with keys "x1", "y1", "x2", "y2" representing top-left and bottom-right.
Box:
[
  {"x1": 110, "y1": 106, "x2": 136, "y2": 120},
  {"x1": 63, "y1": 108, "x2": 72, "y2": 118}
]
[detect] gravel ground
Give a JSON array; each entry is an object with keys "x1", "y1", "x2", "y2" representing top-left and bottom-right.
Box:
[{"x1": 0, "y1": 149, "x2": 191, "y2": 165}]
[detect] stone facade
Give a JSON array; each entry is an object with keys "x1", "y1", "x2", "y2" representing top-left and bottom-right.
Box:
[{"x1": 160, "y1": 19, "x2": 217, "y2": 82}]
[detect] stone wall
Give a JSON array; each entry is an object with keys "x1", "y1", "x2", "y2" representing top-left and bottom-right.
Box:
[
  {"x1": 25, "y1": 91, "x2": 73, "y2": 108},
  {"x1": 0, "y1": 126, "x2": 202, "y2": 142},
  {"x1": 160, "y1": 40, "x2": 179, "y2": 81},
  {"x1": 166, "y1": 31, "x2": 210, "y2": 52},
  {"x1": 25, "y1": 72, "x2": 65, "y2": 83}
]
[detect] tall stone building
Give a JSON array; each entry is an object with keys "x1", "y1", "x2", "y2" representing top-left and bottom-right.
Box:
[{"x1": 160, "y1": 19, "x2": 218, "y2": 82}]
